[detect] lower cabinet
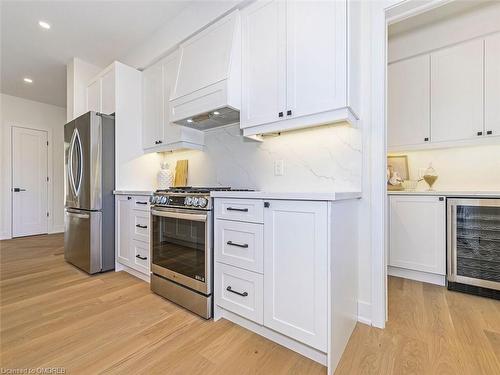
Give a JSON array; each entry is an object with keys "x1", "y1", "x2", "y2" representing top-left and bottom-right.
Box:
[
  {"x1": 214, "y1": 197, "x2": 358, "y2": 374},
  {"x1": 115, "y1": 194, "x2": 151, "y2": 279},
  {"x1": 389, "y1": 195, "x2": 446, "y2": 282}
]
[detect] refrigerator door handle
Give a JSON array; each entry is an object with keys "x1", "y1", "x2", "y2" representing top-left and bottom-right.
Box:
[
  {"x1": 68, "y1": 129, "x2": 77, "y2": 197},
  {"x1": 69, "y1": 128, "x2": 83, "y2": 197},
  {"x1": 74, "y1": 128, "x2": 83, "y2": 196}
]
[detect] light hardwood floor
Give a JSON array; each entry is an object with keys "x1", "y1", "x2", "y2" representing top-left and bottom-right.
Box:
[{"x1": 1, "y1": 234, "x2": 499, "y2": 374}]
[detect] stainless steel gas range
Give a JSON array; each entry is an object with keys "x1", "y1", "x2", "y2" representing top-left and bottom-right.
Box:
[{"x1": 149, "y1": 187, "x2": 252, "y2": 318}]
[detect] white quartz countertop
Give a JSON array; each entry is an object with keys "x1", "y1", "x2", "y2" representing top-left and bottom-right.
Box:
[
  {"x1": 210, "y1": 191, "x2": 362, "y2": 201},
  {"x1": 387, "y1": 190, "x2": 500, "y2": 198},
  {"x1": 113, "y1": 190, "x2": 153, "y2": 196}
]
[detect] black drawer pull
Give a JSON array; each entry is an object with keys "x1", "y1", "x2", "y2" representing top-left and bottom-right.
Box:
[
  {"x1": 226, "y1": 207, "x2": 248, "y2": 212},
  {"x1": 136, "y1": 201, "x2": 148, "y2": 205},
  {"x1": 278, "y1": 112, "x2": 284, "y2": 118},
  {"x1": 127, "y1": 196, "x2": 132, "y2": 200},
  {"x1": 227, "y1": 241, "x2": 249, "y2": 248},
  {"x1": 286, "y1": 110, "x2": 292, "y2": 116},
  {"x1": 226, "y1": 286, "x2": 248, "y2": 297},
  {"x1": 424, "y1": 137, "x2": 429, "y2": 142},
  {"x1": 136, "y1": 254, "x2": 147, "y2": 260},
  {"x1": 477, "y1": 131, "x2": 483, "y2": 136},
  {"x1": 136, "y1": 224, "x2": 147, "y2": 229},
  {"x1": 486, "y1": 130, "x2": 493, "y2": 135}
]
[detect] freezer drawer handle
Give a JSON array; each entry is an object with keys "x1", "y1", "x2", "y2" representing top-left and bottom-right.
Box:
[
  {"x1": 66, "y1": 210, "x2": 90, "y2": 219},
  {"x1": 226, "y1": 207, "x2": 248, "y2": 212},
  {"x1": 227, "y1": 241, "x2": 249, "y2": 248},
  {"x1": 136, "y1": 224, "x2": 148, "y2": 229},
  {"x1": 136, "y1": 201, "x2": 148, "y2": 205},
  {"x1": 226, "y1": 286, "x2": 248, "y2": 297},
  {"x1": 136, "y1": 254, "x2": 147, "y2": 261}
]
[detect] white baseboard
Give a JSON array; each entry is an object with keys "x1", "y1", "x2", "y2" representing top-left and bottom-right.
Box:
[
  {"x1": 115, "y1": 262, "x2": 150, "y2": 283},
  {"x1": 388, "y1": 266, "x2": 445, "y2": 286},
  {"x1": 357, "y1": 300, "x2": 372, "y2": 325},
  {"x1": 49, "y1": 225, "x2": 64, "y2": 234},
  {"x1": 0, "y1": 231, "x2": 12, "y2": 240}
]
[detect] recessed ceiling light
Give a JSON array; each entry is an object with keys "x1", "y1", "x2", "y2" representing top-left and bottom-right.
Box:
[
  {"x1": 213, "y1": 111, "x2": 220, "y2": 115},
  {"x1": 187, "y1": 119, "x2": 193, "y2": 123},
  {"x1": 23, "y1": 77, "x2": 33, "y2": 83},
  {"x1": 38, "y1": 21, "x2": 51, "y2": 29}
]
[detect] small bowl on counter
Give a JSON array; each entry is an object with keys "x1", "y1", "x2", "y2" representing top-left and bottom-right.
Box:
[{"x1": 402, "y1": 180, "x2": 420, "y2": 191}]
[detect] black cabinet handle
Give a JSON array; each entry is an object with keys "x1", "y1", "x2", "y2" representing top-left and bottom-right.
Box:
[
  {"x1": 136, "y1": 201, "x2": 148, "y2": 205},
  {"x1": 286, "y1": 110, "x2": 292, "y2": 116},
  {"x1": 424, "y1": 137, "x2": 429, "y2": 142},
  {"x1": 226, "y1": 207, "x2": 248, "y2": 212},
  {"x1": 227, "y1": 241, "x2": 249, "y2": 248},
  {"x1": 136, "y1": 224, "x2": 147, "y2": 229},
  {"x1": 127, "y1": 196, "x2": 132, "y2": 200},
  {"x1": 486, "y1": 130, "x2": 493, "y2": 135},
  {"x1": 477, "y1": 131, "x2": 483, "y2": 136},
  {"x1": 439, "y1": 197, "x2": 444, "y2": 201},
  {"x1": 264, "y1": 202, "x2": 270, "y2": 208},
  {"x1": 136, "y1": 254, "x2": 147, "y2": 260},
  {"x1": 154, "y1": 141, "x2": 158, "y2": 144},
  {"x1": 278, "y1": 112, "x2": 284, "y2": 118},
  {"x1": 12, "y1": 188, "x2": 26, "y2": 192},
  {"x1": 226, "y1": 286, "x2": 248, "y2": 297},
  {"x1": 158, "y1": 140, "x2": 162, "y2": 144}
]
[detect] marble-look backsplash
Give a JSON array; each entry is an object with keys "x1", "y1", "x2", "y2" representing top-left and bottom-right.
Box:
[{"x1": 161, "y1": 123, "x2": 362, "y2": 192}]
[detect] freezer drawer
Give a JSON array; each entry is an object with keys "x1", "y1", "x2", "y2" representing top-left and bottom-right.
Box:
[{"x1": 64, "y1": 208, "x2": 102, "y2": 274}]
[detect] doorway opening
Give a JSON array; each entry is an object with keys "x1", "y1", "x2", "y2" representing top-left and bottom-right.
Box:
[{"x1": 11, "y1": 126, "x2": 49, "y2": 237}]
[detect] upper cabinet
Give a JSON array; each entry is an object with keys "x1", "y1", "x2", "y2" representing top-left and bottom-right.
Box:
[
  {"x1": 240, "y1": 0, "x2": 360, "y2": 136},
  {"x1": 388, "y1": 33, "x2": 500, "y2": 151},
  {"x1": 431, "y1": 39, "x2": 483, "y2": 142},
  {"x1": 142, "y1": 52, "x2": 204, "y2": 152},
  {"x1": 388, "y1": 55, "x2": 430, "y2": 148},
  {"x1": 87, "y1": 67, "x2": 116, "y2": 115},
  {"x1": 485, "y1": 33, "x2": 500, "y2": 137}
]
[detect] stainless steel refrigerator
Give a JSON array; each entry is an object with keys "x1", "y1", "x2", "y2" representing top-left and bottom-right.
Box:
[{"x1": 64, "y1": 111, "x2": 115, "y2": 274}]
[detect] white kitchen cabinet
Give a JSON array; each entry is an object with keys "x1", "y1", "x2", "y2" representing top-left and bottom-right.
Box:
[
  {"x1": 240, "y1": 0, "x2": 359, "y2": 136},
  {"x1": 430, "y1": 39, "x2": 484, "y2": 143},
  {"x1": 389, "y1": 195, "x2": 446, "y2": 278},
  {"x1": 86, "y1": 79, "x2": 100, "y2": 113},
  {"x1": 485, "y1": 33, "x2": 500, "y2": 137},
  {"x1": 141, "y1": 52, "x2": 204, "y2": 152},
  {"x1": 213, "y1": 195, "x2": 359, "y2": 374},
  {"x1": 388, "y1": 55, "x2": 430, "y2": 148},
  {"x1": 86, "y1": 66, "x2": 116, "y2": 115},
  {"x1": 263, "y1": 200, "x2": 328, "y2": 351},
  {"x1": 115, "y1": 194, "x2": 151, "y2": 280}
]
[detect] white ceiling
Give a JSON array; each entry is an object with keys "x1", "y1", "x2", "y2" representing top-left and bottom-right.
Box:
[{"x1": 1, "y1": 1, "x2": 193, "y2": 108}]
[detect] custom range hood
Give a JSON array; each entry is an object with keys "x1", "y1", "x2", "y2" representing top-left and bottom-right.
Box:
[{"x1": 170, "y1": 11, "x2": 241, "y2": 131}]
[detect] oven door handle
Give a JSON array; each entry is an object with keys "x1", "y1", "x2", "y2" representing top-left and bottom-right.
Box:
[{"x1": 151, "y1": 209, "x2": 207, "y2": 222}]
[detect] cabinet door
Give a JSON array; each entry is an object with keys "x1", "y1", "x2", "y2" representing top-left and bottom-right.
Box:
[
  {"x1": 485, "y1": 33, "x2": 500, "y2": 137},
  {"x1": 87, "y1": 79, "x2": 100, "y2": 112},
  {"x1": 101, "y1": 69, "x2": 116, "y2": 115},
  {"x1": 241, "y1": 0, "x2": 286, "y2": 128},
  {"x1": 431, "y1": 40, "x2": 483, "y2": 142},
  {"x1": 286, "y1": 0, "x2": 346, "y2": 118},
  {"x1": 116, "y1": 195, "x2": 132, "y2": 266},
  {"x1": 388, "y1": 55, "x2": 430, "y2": 148},
  {"x1": 389, "y1": 196, "x2": 446, "y2": 275},
  {"x1": 142, "y1": 60, "x2": 163, "y2": 149},
  {"x1": 162, "y1": 53, "x2": 183, "y2": 145},
  {"x1": 263, "y1": 200, "x2": 328, "y2": 351}
]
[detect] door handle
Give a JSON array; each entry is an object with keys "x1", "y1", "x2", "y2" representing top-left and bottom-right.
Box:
[
  {"x1": 226, "y1": 286, "x2": 248, "y2": 297},
  {"x1": 136, "y1": 254, "x2": 147, "y2": 260},
  {"x1": 227, "y1": 241, "x2": 249, "y2": 248},
  {"x1": 136, "y1": 224, "x2": 148, "y2": 229},
  {"x1": 12, "y1": 188, "x2": 27, "y2": 192}
]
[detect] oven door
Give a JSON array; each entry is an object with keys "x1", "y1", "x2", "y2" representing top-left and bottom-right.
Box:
[{"x1": 151, "y1": 207, "x2": 212, "y2": 295}]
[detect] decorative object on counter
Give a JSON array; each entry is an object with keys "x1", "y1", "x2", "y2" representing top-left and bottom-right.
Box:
[
  {"x1": 402, "y1": 179, "x2": 420, "y2": 191},
  {"x1": 174, "y1": 160, "x2": 188, "y2": 187},
  {"x1": 387, "y1": 155, "x2": 409, "y2": 191},
  {"x1": 157, "y1": 161, "x2": 173, "y2": 190},
  {"x1": 422, "y1": 163, "x2": 438, "y2": 191}
]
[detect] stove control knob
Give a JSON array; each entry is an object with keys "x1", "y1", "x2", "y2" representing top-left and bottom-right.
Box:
[
  {"x1": 185, "y1": 196, "x2": 193, "y2": 206},
  {"x1": 152, "y1": 196, "x2": 158, "y2": 204},
  {"x1": 192, "y1": 197, "x2": 200, "y2": 207},
  {"x1": 199, "y1": 197, "x2": 208, "y2": 208},
  {"x1": 160, "y1": 196, "x2": 167, "y2": 204}
]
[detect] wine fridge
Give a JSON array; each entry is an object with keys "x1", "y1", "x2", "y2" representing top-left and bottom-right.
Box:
[{"x1": 447, "y1": 198, "x2": 500, "y2": 299}]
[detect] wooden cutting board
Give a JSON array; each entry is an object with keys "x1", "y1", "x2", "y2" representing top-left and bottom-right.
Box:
[{"x1": 174, "y1": 160, "x2": 188, "y2": 187}]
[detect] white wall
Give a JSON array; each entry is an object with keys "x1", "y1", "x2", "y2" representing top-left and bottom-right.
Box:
[
  {"x1": 66, "y1": 58, "x2": 102, "y2": 121},
  {"x1": 161, "y1": 123, "x2": 361, "y2": 192},
  {"x1": 390, "y1": 145, "x2": 500, "y2": 191},
  {"x1": 388, "y1": 2, "x2": 500, "y2": 62},
  {"x1": 0, "y1": 94, "x2": 67, "y2": 239}
]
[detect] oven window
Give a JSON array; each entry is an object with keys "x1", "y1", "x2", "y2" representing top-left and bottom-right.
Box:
[{"x1": 152, "y1": 214, "x2": 206, "y2": 282}]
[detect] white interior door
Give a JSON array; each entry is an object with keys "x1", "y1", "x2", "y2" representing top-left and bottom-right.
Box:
[{"x1": 12, "y1": 127, "x2": 48, "y2": 237}]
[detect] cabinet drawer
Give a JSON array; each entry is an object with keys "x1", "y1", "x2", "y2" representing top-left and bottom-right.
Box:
[
  {"x1": 132, "y1": 196, "x2": 151, "y2": 211},
  {"x1": 132, "y1": 240, "x2": 150, "y2": 274},
  {"x1": 215, "y1": 263, "x2": 263, "y2": 324},
  {"x1": 215, "y1": 199, "x2": 264, "y2": 223},
  {"x1": 131, "y1": 210, "x2": 150, "y2": 243},
  {"x1": 215, "y1": 220, "x2": 263, "y2": 273}
]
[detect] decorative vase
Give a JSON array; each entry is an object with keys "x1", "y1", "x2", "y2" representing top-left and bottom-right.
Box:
[
  {"x1": 157, "y1": 162, "x2": 173, "y2": 190},
  {"x1": 423, "y1": 163, "x2": 438, "y2": 191}
]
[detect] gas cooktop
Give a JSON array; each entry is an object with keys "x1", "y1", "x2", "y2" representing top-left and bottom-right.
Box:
[{"x1": 151, "y1": 187, "x2": 254, "y2": 210}]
